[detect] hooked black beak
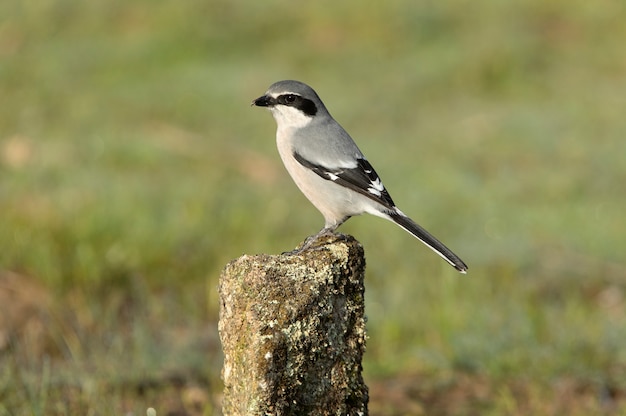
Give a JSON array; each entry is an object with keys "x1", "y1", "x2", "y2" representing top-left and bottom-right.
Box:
[{"x1": 252, "y1": 95, "x2": 274, "y2": 107}]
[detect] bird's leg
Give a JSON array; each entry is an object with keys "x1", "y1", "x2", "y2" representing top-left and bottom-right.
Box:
[
  {"x1": 284, "y1": 217, "x2": 350, "y2": 254},
  {"x1": 300, "y1": 227, "x2": 335, "y2": 250},
  {"x1": 282, "y1": 227, "x2": 333, "y2": 255}
]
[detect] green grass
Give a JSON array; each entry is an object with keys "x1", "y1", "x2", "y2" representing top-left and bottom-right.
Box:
[{"x1": 1, "y1": 0, "x2": 625, "y2": 414}]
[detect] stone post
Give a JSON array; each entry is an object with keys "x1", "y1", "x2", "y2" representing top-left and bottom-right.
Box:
[{"x1": 218, "y1": 234, "x2": 368, "y2": 415}]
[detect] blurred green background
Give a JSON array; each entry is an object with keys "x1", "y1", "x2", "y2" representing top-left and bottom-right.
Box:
[{"x1": 1, "y1": 0, "x2": 625, "y2": 414}]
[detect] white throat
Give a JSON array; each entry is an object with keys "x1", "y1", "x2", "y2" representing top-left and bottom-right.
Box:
[{"x1": 270, "y1": 105, "x2": 313, "y2": 130}]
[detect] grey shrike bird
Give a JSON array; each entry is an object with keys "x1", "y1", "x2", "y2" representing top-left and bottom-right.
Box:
[{"x1": 253, "y1": 80, "x2": 468, "y2": 273}]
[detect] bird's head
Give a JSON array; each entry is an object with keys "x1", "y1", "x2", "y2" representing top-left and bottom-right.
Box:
[{"x1": 252, "y1": 80, "x2": 326, "y2": 128}]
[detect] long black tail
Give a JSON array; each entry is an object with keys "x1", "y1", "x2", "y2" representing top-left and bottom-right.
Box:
[{"x1": 388, "y1": 209, "x2": 468, "y2": 273}]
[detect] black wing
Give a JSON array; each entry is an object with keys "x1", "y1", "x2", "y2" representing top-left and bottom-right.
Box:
[
  {"x1": 293, "y1": 151, "x2": 396, "y2": 210},
  {"x1": 293, "y1": 151, "x2": 468, "y2": 272}
]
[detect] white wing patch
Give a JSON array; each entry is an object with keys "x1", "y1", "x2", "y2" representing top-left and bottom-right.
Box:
[{"x1": 367, "y1": 177, "x2": 385, "y2": 196}]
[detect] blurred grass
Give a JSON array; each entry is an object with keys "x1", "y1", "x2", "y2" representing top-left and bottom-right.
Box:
[{"x1": 1, "y1": 0, "x2": 626, "y2": 414}]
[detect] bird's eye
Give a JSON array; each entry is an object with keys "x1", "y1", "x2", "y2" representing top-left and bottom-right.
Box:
[{"x1": 284, "y1": 94, "x2": 297, "y2": 103}]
